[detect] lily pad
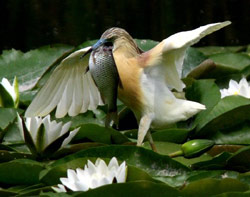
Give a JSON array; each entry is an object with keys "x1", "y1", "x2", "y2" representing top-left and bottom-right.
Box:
[
  {"x1": 41, "y1": 181, "x2": 180, "y2": 197},
  {"x1": 0, "y1": 45, "x2": 74, "y2": 92},
  {"x1": 227, "y1": 146, "x2": 250, "y2": 172},
  {"x1": 182, "y1": 47, "x2": 207, "y2": 78},
  {"x1": 151, "y1": 128, "x2": 190, "y2": 143},
  {"x1": 50, "y1": 145, "x2": 190, "y2": 177},
  {"x1": 135, "y1": 39, "x2": 159, "y2": 51},
  {"x1": 0, "y1": 108, "x2": 18, "y2": 130},
  {"x1": 209, "y1": 53, "x2": 250, "y2": 71},
  {"x1": 195, "y1": 96, "x2": 250, "y2": 137},
  {"x1": 211, "y1": 121, "x2": 250, "y2": 145},
  {"x1": 181, "y1": 178, "x2": 249, "y2": 196},
  {"x1": 0, "y1": 159, "x2": 44, "y2": 184},
  {"x1": 72, "y1": 124, "x2": 130, "y2": 144},
  {"x1": 196, "y1": 46, "x2": 246, "y2": 56}
]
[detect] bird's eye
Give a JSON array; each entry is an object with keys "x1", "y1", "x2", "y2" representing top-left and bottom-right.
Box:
[{"x1": 104, "y1": 42, "x2": 113, "y2": 47}]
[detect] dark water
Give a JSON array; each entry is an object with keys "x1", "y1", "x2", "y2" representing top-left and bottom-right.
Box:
[{"x1": 1, "y1": 0, "x2": 249, "y2": 51}]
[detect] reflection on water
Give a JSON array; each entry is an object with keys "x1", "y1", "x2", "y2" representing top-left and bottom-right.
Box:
[{"x1": 1, "y1": 0, "x2": 249, "y2": 51}]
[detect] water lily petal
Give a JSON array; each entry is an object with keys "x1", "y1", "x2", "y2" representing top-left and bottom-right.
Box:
[
  {"x1": 52, "y1": 184, "x2": 67, "y2": 193},
  {"x1": 220, "y1": 78, "x2": 250, "y2": 98},
  {"x1": 45, "y1": 121, "x2": 63, "y2": 147},
  {"x1": 58, "y1": 158, "x2": 127, "y2": 192},
  {"x1": 116, "y1": 161, "x2": 127, "y2": 183},
  {"x1": 60, "y1": 177, "x2": 78, "y2": 191},
  {"x1": 29, "y1": 117, "x2": 43, "y2": 140},
  {"x1": 108, "y1": 157, "x2": 119, "y2": 170},
  {"x1": 61, "y1": 127, "x2": 79, "y2": 148},
  {"x1": 87, "y1": 160, "x2": 98, "y2": 175},
  {"x1": 1, "y1": 78, "x2": 16, "y2": 102},
  {"x1": 228, "y1": 79, "x2": 239, "y2": 91},
  {"x1": 96, "y1": 159, "x2": 109, "y2": 175},
  {"x1": 60, "y1": 121, "x2": 72, "y2": 136}
]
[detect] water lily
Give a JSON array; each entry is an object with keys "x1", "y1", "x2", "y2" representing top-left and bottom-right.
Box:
[
  {"x1": 220, "y1": 78, "x2": 250, "y2": 98},
  {"x1": 52, "y1": 157, "x2": 127, "y2": 192},
  {"x1": 0, "y1": 77, "x2": 19, "y2": 108},
  {"x1": 17, "y1": 114, "x2": 79, "y2": 155}
]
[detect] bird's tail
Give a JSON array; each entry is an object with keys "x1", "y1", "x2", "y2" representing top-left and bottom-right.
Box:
[{"x1": 181, "y1": 100, "x2": 206, "y2": 118}]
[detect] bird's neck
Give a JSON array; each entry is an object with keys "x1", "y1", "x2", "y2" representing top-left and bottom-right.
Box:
[{"x1": 113, "y1": 37, "x2": 141, "y2": 58}]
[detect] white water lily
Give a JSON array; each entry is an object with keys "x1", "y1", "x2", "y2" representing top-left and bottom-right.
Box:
[
  {"x1": 0, "y1": 77, "x2": 19, "y2": 107},
  {"x1": 52, "y1": 157, "x2": 127, "y2": 192},
  {"x1": 17, "y1": 114, "x2": 79, "y2": 151},
  {"x1": 220, "y1": 78, "x2": 250, "y2": 98}
]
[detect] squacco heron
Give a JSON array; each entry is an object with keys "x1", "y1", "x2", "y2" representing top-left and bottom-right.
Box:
[{"x1": 25, "y1": 21, "x2": 231, "y2": 151}]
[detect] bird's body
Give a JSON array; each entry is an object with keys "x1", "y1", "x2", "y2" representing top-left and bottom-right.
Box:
[{"x1": 25, "y1": 21, "x2": 231, "y2": 150}]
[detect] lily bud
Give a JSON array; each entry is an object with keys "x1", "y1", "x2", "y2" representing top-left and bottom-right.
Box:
[
  {"x1": 181, "y1": 139, "x2": 214, "y2": 158},
  {"x1": 0, "y1": 77, "x2": 19, "y2": 108},
  {"x1": 169, "y1": 139, "x2": 214, "y2": 158}
]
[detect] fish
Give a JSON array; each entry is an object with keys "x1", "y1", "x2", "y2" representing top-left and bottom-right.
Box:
[{"x1": 88, "y1": 44, "x2": 120, "y2": 128}]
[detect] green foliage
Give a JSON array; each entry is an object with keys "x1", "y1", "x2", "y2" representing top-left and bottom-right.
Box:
[{"x1": 0, "y1": 39, "x2": 250, "y2": 196}]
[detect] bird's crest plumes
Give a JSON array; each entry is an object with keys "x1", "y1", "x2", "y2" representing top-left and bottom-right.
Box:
[{"x1": 101, "y1": 27, "x2": 142, "y2": 56}]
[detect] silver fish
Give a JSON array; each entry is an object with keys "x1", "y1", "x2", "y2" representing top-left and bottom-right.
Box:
[{"x1": 89, "y1": 45, "x2": 120, "y2": 128}]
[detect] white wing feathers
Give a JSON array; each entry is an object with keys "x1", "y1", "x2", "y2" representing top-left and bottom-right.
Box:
[
  {"x1": 152, "y1": 21, "x2": 231, "y2": 92},
  {"x1": 25, "y1": 47, "x2": 104, "y2": 118}
]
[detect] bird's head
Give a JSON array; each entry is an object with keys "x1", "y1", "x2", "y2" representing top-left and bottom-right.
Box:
[{"x1": 82, "y1": 27, "x2": 142, "y2": 58}]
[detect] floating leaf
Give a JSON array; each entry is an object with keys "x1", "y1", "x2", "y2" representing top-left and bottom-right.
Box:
[
  {"x1": 135, "y1": 39, "x2": 159, "y2": 51},
  {"x1": 50, "y1": 145, "x2": 189, "y2": 177},
  {"x1": 152, "y1": 128, "x2": 190, "y2": 143},
  {"x1": 182, "y1": 47, "x2": 207, "y2": 78},
  {"x1": 0, "y1": 159, "x2": 44, "y2": 184},
  {"x1": 41, "y1": 181, "x2": 180, "y2": 197},
  {"x1": 211, "y1": 122, "x2": 250, "y2": 145},
  {"x1": 195, "y1": 96, "x2": 250, "y2": 138},
  {"x1": 227, "y1": 146, "x2": 250, "y2": 172},
  {"x1": 209, "y1": 53, "x2": 250, "y2": 71},
  {"x1": 181, "y1": 178, "x2": 249, "y2": 196},
  {"x1": 0, "y1": 108, "x2": 18, "y2": 130},
  {"x1": 143, "y1": 142, "x2": 212, "y2": 167},
  {"x1": 72, "y1": 124, "x2": 130, "y2": 144},
  {"x1": 0, "y1": 45, "x2": 74, "y2": 92},
  {"x1": 196, "y1": 46, "x2": 246, "y2": 56}
]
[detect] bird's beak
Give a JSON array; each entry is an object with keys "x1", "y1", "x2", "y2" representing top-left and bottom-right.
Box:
[{"x1": 80, "y1": 39, "x2": 107, "y2": 59}]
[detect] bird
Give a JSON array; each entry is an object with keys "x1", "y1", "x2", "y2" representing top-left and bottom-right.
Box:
[{"x1": 25, "y1": 21, "x2": 231, "y2": 151}]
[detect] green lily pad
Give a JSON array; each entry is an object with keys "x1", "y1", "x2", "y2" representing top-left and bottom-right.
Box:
[
  {"x1": 50, "y1": 145, "x2": 189, "y2": 177},
  {"x1": 0, "y1": 108, "x2": 18, "y2": 130},
  {"x1": 72, "y1": 124, "x2": 130, "y2": 144},
  {"x1": 211, "y1": 121, "x2": 250, "y2": 145},
  {"x1": 143, "y1": 141, "x2": 212, "y2": 167},
  {"x1": 182, "y1": 47, "x2": 208, "y2": 78},
  {"x1": 196, "y1": 46, "x2": 246, "y2": 56},
  {"x1": 209, "y1": 53, "x2": 250, "y2": 71},
  {"x1": 0, "y1": 159, "x2": 44, "y2": 184},
  {"x1": 181, "y1": 178, "x2": 249, "y2": 196},
  {"x1": 227, "y1": 146, "x2": 250, "y2": 172},
  {"x1": 0, "y1": 44, "x2": 73, "y2": 92},
  {"x1": 41, "y1": 181, "x2": 180, "y2": 197},
  {"x1": 191, "y1": 152, "x2": 232, "y2": 170},
  {"x1": 135, "y1": 39, "x2": 159, "y2": 51},
  {"x1": 152, "y1": 128, "x2": 190, "y2": 143},
  {"x1": 40, "y1": 157, "x2": 158, "y2": 186},
  {"x1": 0, "y1": 150, "x2": 32, "y2": 163},
  {"x1": 195, "y1": 96, "x2": 250, "y2": 138}
]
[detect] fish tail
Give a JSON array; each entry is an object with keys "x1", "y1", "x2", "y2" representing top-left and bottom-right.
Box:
[{"x1": 105, "y1": 111, "x2": 119, "y2": 129}]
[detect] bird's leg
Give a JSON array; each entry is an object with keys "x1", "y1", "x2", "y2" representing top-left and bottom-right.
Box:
[
  {"x1": 137, "y1": 114, "x2": 153, "y2": 147},
  {"x1": 146, "y1": 130, "x2": 157, "y2": 152}
]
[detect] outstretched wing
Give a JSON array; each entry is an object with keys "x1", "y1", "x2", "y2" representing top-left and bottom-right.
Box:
[
  {"x1": 25, "y1": 47, "x2": 103, "y2": 118},
  {"x1": 143, "y1": 21, "x2": 231, "y2": 92}
]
